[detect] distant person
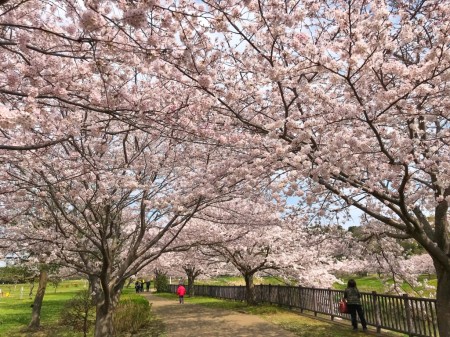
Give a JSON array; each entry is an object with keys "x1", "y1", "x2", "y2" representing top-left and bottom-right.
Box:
[
  {"x1": 146, "y1": 280, "x2": 151, "y2": 292},
  {"x1": 141, "y1": 279, "x2": 145, "y2": 292},
  {"x1": 135, "y1": 280, "x2": 140, "y2": 293},
  {"x1": 176, "y1": 283, "x2": 186, "y2": 304},
  {"x1": 344, "y1": 279, "x2": 368, "y2": 332}
]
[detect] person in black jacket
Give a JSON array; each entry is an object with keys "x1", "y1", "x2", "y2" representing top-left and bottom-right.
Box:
[{"x1": 344, "y1": 279, "x2": 368, "y2": 331}]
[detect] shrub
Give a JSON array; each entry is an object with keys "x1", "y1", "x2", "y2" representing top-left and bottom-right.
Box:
[
  {"x1": 113, "y1": 297, "x2": 151, "y2": 334},
  {"x1": 154, "y1": 273, "x2": 169, "y2": 293},
  {"x1": 60, "y1": 289, "x2": 153, "y2": 336},
  {"x1": 60, "y1": 290, "x2": 95, "y2": 337}
]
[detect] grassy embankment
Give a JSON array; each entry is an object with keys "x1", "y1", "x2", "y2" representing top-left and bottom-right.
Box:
[{"x1": 198, "y1": 274, "x2": 438, "y2": 297}]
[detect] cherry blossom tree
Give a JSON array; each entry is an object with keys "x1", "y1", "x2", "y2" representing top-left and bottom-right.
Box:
[
  {"x1": 199, "y1": 223, "x2": 342, "y2": 304},
  {"x1": 0, "y1": 2, "x2": 258, "y2": 336},
  {"x1": 160, "y1": 1, "x2": 450, "y2": 335},
  {"x1": 150, "y1": 249, "x2": 207, "y2": 296},
  {"x1": 333, "y1": 222, "x2": 437, "y2": 296},
  {"x1": 1, "y1": 120, "x2": 253, "y2": 336},
  {"x1": 180, "y1": 255, "x2": 207, "y2": 296},
  {"x1": 175, "y1": 197, "x2": 342, "y2": 304},
  {"x1": 3, "y1": 1, "x2": 450, "y2": 336},
  {"x1": 144, "y1": 195, "x2": 282, "y2": 296}
]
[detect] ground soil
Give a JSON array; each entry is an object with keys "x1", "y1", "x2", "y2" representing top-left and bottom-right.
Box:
[{"x1": 142, "y1": 293, "x2": 298, "y2": 337}]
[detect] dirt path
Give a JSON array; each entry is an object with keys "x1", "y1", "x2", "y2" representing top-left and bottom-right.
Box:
[{"x1": 142, "y1": 294, "x2": 297, "y2": 337}]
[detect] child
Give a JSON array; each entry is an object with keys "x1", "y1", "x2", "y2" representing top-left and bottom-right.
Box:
[{"x1": 176, "y1": 283, "x2": 186, "y2": 304}]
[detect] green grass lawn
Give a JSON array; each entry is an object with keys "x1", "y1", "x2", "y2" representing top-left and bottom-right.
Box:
[
  {"x1": 0, "y1": 280, "x2": 88, "y2": 336},
  {"x1": 0, "y1": 281, "x2": 161, "y2": 337}
]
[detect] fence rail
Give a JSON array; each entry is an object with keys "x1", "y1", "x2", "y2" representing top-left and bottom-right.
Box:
[{"x1": 169, "y1": 284, "x2": 438, "y2": 337}]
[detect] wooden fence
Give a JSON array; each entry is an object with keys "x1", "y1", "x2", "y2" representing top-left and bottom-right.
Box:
[{"x1": 169, "y1": 284, "x2": 439, "y2": 337}]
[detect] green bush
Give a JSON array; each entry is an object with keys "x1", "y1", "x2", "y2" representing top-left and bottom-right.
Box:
[
  {"x1": 154, "y1": 273, "x2": 170, "y2": 293},
  {"x1": 60, "y1": 289, "x2": 95, "y2": 336},
  {"x1": 113, "y1": 297, "x2": 151, "y2": 334},
  {"x1": 58, "y1": 288, "x2": 153, "y2": 336}
]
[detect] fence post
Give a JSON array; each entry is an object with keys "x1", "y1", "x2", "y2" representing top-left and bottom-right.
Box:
[
  {"x1": 403, "y1": 294, "x2": 413, "y2": 337},
  {"x1": 268, "y1": 284, "x2": 271, "y2": 304},
  {"x1": 299, "y1": 286, "x2": 304, "y2": 313},
  {"x1": 328, "y1": 289, "x2": 334, "y2": 321},
  {"x1": 372, "y1": 291, "x2": 382, "y2": 333},
  {"x1": 288, "y1": 286, "x2": 292, "y2": 310},
  {"x1": 277, "y1": 285, "x2": 281, "y2": 307},
  {"x1": 313, "y1": 287, "x2": 318, "y2": 316}
]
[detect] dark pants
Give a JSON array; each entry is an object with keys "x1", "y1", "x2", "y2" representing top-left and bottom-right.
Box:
[{"x1": 347, "y1": 304, "x2": 367, "y2": 329}]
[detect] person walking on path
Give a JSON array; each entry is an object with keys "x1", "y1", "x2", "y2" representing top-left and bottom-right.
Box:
[
  {"x1": 344, "y1": 279, "x2": 368, "y2": 332},
  {"x1": 176, "y1": 283, "x2": 186, "y2": 304}
]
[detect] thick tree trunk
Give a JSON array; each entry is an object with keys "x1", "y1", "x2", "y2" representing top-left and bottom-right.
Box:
[
  {"x1": 433, "y1": 197, "x2": 450, "y2": 337},
  {"x1": 89, "y1": 275, "x2": 102, "y2": 306},
  {"x1": 92, "y1": 277, "x2": 125, "y2": 337},
  {"x1": 435, "y1": 263, "x2": 450, "y2": 337},
  {"x1": 94, "y1": 302, "x2": 115, "y2": 337},
  {"x1": 187, "y1": 274, "x2": 195, "y2": 297},
  {"x1": 244, "y1": 273, "x2": 256, "y2": 305},
  {"x1": 28, "y1": 269, "x2": 48, "y2": 329},
  {"x1": 183, "y1": 266, "x2": 201, "y2": 297}
]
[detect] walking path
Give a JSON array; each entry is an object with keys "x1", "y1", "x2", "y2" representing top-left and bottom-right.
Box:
[{"x1": 142, "y1": 293, "x2": 297, "y2": 337}]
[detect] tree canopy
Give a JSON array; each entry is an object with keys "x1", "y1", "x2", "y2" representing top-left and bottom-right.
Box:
[{"x1": 1, "y1": 1, "x2": 449, "y2": 336}]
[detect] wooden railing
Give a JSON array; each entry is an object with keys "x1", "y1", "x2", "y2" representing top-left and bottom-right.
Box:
[{"x1": 168, "y1": 284, "x2": 438, "y2": 337}]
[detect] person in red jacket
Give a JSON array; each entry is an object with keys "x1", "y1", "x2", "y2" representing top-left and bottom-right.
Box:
[{"x1": 176, "y1": 283, "x2": 186, "y2": 304}]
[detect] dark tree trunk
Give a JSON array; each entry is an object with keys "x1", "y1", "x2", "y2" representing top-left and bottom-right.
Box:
[
  {"x1": 89, "y1": 275, "x2": 116, "y2": 337},
  {"x1": 187, "y1": 273, "x2": 195, "y2": 297},
  {"x1": 28, "y1": 269, "x2": 48, "y2": 329},
  {"x1": 244, "y1": 273, "x2": 256, "y2": 305},
  {"x1": 94, "y1": 301, "x2": 115, "y2": 337},
  {"x1": 433, "y1": 198, "x2": 450, "y2": 337},
  {"x1": 91, "y1": 276, "x2": 125, "y2": 337},
  {"x1": 89, "y1": 275, "x2": 102, "y2": 306},
  {"x1": 434, "y1": 262, "x2": 450, "y2": 337},
  {"x1": 183, "y1": 265, "x2": 202, "y2": 297}
]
